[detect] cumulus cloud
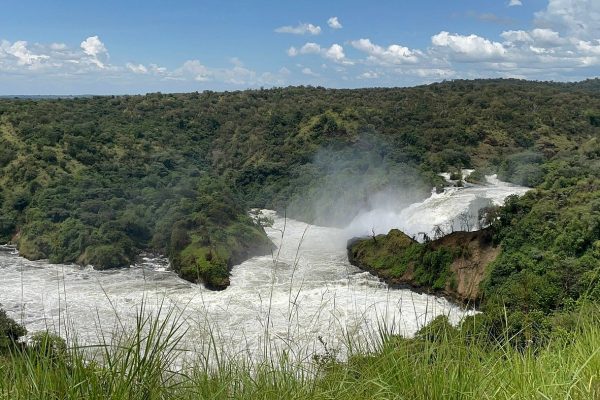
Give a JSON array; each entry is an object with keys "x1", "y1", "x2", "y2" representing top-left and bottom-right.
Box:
[
  {"x1": 126, "y1": 63, "x2": 148, "y2": 74},
  {"x1": 301, "y1": 67, "x2": 319, "y2": 76},
  {"x1": 173, "y1": 58, "x2": 287, "y2": 86},
  {"x1": 351, "y1": 38, "x2": 421, "y2": 64},
  {"x1": 297, "y1": 42, "x2": 322, "y2": 55},
  {"x1": 327, "y1": 17, "x2": 342, "y2": 29},
  {"x1": 3, "y1": 0, "x2": 600, "y2": 92},
  {"x1": 287, "y1": 42, "x2": 319, "y2": 57},
  {"x1": 50, "y1": 43, "x2": 67, "y2": 51},
  {"x1": 285, "y1": 1, "x2": 600, "y2": 85},
  {"x1": 324, "y1": 44, "x2": 347, "y2": 63},
  {"x1": 288, "y1": 42, "x2": 352, "y2": 64},
  {"x1": 358, "y1": 71, "x2": 379, "y2": 79},
  {"x1": 177, "y1": 60, "x2": 213, "y2": 81},
  {"x1": 148, "y1": 64, "x2": 168, "y2": 74},
  {"x1": 431, "y1": 31, "x2": 506, "y2": 61},
  {"x1": 508, "y1": 0, "x2": 522, "y2": 6},
  {"x1": 80, "y1": 36, "x2": 108, "y2": 68},
  {"x1": 501, "y1": 30, "x2": 533, "y2": 44},
  {"x1": 535, "y1": 0, "x2": 600, "y2": 40},
  {"x1": 501, "y1": 28, "x2": 566, "y2": 47},
  {"x1": 0, "y1": 36, "x2": 288, "y2": 89},
  {"x1": 275, "y1": 23, "x2": 321, "y2": 35},
  {"x1": 577, "y1": 40, "x2": 600, "y2": 56},
  {"x1": 80, "y1": 36, "x2": 106, "y2": 57},
  {"x1": 0, "y1": 40, "x2": 49, "y2": 67},
  {"x1": 531, "y1": 28, "x2": 566, "y2": 46},
  {"x1": 411, "y1": 68, "x2": 455, "y2": 78}
]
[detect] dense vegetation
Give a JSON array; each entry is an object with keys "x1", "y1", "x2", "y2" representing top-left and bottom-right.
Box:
[
  {"x1": 0, "y1": 310, "x2": 25, "y2": 355},
  {"x1": 348, "y1": 228, "x2": 493, "y2": 298},
  {"x1": 353, "y1": 151, "x2": 600, "y2": 342},
  {"x1": 0, "y1": 302, "x2": 598, "y2": 399},
  {"x1": 2, "y1": 79, "x2": 600, "y2": 289},
  {"x1": 343, "y1": 80, "x2": 600, "y2": 346},
  {"x1": 2, "y1": 78, "x2": 600, "y2": 398}
]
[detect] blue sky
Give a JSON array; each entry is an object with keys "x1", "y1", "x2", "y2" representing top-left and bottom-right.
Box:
[{"x1": 0, "y1": 0, "x2": 598, "y2": 94}]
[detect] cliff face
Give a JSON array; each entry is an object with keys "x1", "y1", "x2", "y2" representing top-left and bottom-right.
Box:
[{"x1": 347, "y1": 229, "x2": 500, "y2": 303}]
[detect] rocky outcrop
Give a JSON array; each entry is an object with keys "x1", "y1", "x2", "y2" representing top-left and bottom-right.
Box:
[
  {"x1": 348, "y1": 228, "x2": 500, "y2": 304},
  {"x1": 170, "y1": 220, "x2": 273, "y2": 291}
]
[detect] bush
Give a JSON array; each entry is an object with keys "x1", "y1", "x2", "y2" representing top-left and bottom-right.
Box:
[
  {"x1": 28, "y1": 332, "x2": 67, "y2": 361},
  {"x1": 81, "y1": 244, "x2": 132, "y2": 269},
  {"x1": 0, "y1": 309, "x2": 26, "y2": 354}
]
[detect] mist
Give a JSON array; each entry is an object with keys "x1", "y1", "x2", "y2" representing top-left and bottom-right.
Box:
[
  {"x1": 285, "y1": 134, "x2": 434, "y2": 232},
  {"x1": 284, "y1": 136, "x2": 530, "y2": 244}
]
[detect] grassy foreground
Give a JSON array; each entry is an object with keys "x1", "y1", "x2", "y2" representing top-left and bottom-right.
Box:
[{"x1": 0, "y1": 303, "x2": 598, "y2": 400}]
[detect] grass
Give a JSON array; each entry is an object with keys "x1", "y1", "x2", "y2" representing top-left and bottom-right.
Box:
[
  {"x1": 317, "y1": 307, "x2": 600, "y2": 399},
  {"x1": 0, "y1": 301, "x2": 598, "y2": 399},
  {"x1": 1, "y1": 213, "x2": 598, "y2": 399}
]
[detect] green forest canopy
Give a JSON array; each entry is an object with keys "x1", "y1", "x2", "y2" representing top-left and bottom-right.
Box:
[{"x1": 0, "y1": 78, "x2": 599, "y2": 293}]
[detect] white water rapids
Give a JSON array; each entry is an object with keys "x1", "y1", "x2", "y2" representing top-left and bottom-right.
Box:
[{"x1": 0, "y1": 175, "x2": 528, "y2": 363}]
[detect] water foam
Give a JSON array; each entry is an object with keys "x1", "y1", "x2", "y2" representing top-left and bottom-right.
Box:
[{"x1": 0, "y1": 176, "x2": 528, "y2": 362}]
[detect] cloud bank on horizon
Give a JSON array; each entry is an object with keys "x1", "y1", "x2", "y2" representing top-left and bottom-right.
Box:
[{"x1": 0, "y1": 0, "x2": 598, "y2": 94}]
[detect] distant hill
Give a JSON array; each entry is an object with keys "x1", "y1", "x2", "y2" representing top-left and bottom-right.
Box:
[{"x1": 0, "y1": 95, "x2": 96, "y2": 100}]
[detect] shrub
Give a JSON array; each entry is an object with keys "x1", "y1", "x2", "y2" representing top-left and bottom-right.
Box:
[{"x1": 0, "y1": 309, "x2": 26, "y2": 354}]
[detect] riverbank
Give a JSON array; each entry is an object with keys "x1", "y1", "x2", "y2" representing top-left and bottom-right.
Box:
[
  {"x1": 0, "y1": 211, "x2": 467, "y2": 364},
  {"x1": 347, "y1": 228, "x2": 498, "y2": 305},
  {"x1": 1, "y1": 301, "x2": 598, "y2": 399}
]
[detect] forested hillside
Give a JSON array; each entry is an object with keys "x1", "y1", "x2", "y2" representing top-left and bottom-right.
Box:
[{"x1": 1, "y1": 79, "x2": 599, "y2": 290}]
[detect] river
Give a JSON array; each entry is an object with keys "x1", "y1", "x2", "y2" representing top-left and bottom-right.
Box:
[{"x1": 0, "y1": 175, "x2": 528, "y2": 363}]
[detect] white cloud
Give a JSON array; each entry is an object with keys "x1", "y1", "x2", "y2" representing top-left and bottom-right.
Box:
[
  {"x1": 126, "y1": 63, "x2": 148, "y2": 74},
  {"x1": 530, "y1": 28, "x2": 566, "y2": 46},
  {"x1": 0, "y1": 37, "x2": 114, "y2": 74},
  {"x1": 275, "y1": 23, "x2": 321, "y2": 35},
  {"x1": 298, "y1": 42, "x2": 321, "y2": 54},
  {"x1": 301, "y1": 67, "x2": 319, "y2": 76},
  {"x1": 410, "y1": 68, "x2": 455, "y2": 78},
  {"x1": 431, "y1": 31, "x2": 506, "y2": 61},
  {"x1": 501, "y1": 30, "x2": 533, "y2": 44},
  {"x1": 324, "y1": 44, "x2": 347, "y2": 63},
  {"x1": 501, "y1": 28, "x2": 566, "y2": 47},
  {"x1": 508, "y1": 0, "x2": 522, "y2": 6},
  {"x1": 0, "y1": 36, "x2": 291, "y2": 89},
  {"x1": 50, "y1": 43, "x2": 67, "y2": 51},
  {"x1": 351, "y1": 38, "x2": 421, "y2": 64},
  {"x1": 286, "y1": 47, "x2": 298, "y2": 57},
  {"x1": 80, "y1": 36, "x2": 107, "y2": 57},
  {"x1": 80, "y1": 36, "x2": 108, "y2": 68},
  {"x1": 286, "y1": 42, "x2": 321, "y2": 57},
  {"x1": 173, "y1": 58, "x2": 288, "y2": 86},
  {"x1": 358, "y1": 71, "x2": 379, "y2": 79},
  {"x1": 148, "y1": 64, "x2": 167, "y2": 74},
  {"x1": 5, "y1": 0, "x2": 600, "y2": 94},
  {"x1": 178, "y1": 60, "x2": 212, "y2": 81},
  {"x1": 0, "y1": 40, "x2": 49, "y2": 67},
  {"x1": 288, "y1": 42, "x2": 352, "y2": 64},
  {"x1": 327, "y1": 17, "x2": 342, "y2": 29},
  {"x1": 535, "y1": 0, "x2": 600, "y2": 40},
  {"x1": 577, "y1": 40, "x2": 600, "y2": 55}
]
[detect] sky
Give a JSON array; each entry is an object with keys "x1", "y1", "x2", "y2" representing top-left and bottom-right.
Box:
[{"x1": 0, "y1": 0, "x2": 599, "y2": 94}]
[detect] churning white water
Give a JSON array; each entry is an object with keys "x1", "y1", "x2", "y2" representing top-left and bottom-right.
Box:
[
  {"x1": 0, "y1": 175, "x2": 528, "y2": 362},
  {"x1": 345, "y1": 174, "x2": 529, "y2": 239}
]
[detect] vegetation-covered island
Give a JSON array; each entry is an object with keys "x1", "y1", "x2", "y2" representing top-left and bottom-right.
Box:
[{"x1": 1, "y1": 79, "x2": 600, "y2": 398}]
